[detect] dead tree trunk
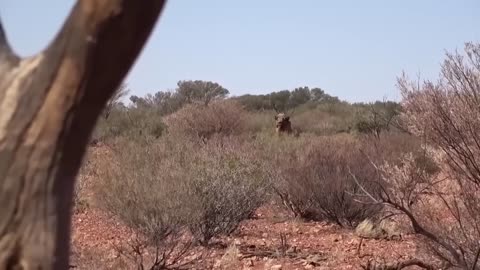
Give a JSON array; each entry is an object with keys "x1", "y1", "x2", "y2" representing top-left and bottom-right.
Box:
[{"x1": 0, "y1": 1, "x2": 167, "y2": 269}]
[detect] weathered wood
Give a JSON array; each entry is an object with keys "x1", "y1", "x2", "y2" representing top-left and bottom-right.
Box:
[{"x1": 0, "y1": 0, "x2": 167, "y2": 269}]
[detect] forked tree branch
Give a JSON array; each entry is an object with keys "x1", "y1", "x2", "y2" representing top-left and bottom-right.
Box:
[{"x1": 0, "y1": 1, "x2": 167, "y2": 269}]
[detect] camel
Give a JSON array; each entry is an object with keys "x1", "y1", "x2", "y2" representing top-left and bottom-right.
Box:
[
  {"x1": 275, "y1": 112, "x2": 293, "y2": 134},
  {"x1": 272, "y1": 104, "x2": 295, "y2": 135}
]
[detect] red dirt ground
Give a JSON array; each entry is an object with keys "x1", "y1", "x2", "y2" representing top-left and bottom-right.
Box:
[
  {"x1": 70, "y1": 202, "x2": 435, "y2": 270},
  {"x1": 70, "y1": 145, "x2": 435, "y2": 269}
]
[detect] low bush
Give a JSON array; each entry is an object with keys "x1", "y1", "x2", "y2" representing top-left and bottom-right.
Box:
[
  {"x1": 163, "y1": 100, "x2": 248, "y2": 141},
  {"x1": 364, "y1": 42, "x2": 480, "y2": 269},
  {"x1": 93, "y1": 106, "x2": 166, "y2": 143},
  {"x1": 260, "y1": 133, "x2": 382, "y2": 227},
  {"x1": 288, "y1": 104, "x2": 355, "y2": 135},
  {"x1": 183, "y1": 136, "x2": 270, "y2": 244},
  {"x1": 92, "y1": 134, "x2": 270, "y2": 247}
]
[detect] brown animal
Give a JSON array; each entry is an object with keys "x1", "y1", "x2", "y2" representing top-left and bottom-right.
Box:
[
  {"x1": 273, "y1": 104, "x2": 295, "y2": 135},
  {"x1": 275, "y1": 112, "x2": 293, "y2": 134}
]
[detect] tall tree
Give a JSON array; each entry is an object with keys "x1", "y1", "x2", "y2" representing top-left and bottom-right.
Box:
[
  {"x1": 0, "y1": 0, "x2": 167, "y2": 269},
  {"x1": 176, "y1": 80, "x2": 229, "y2": 105},
  {"x1": 289, "y1": 86, "x2": 311, "y2": 107},
  {"x1": 310, "y1": 87, "x2": 326, "y2": 101},
  {"x1": 268, "y1": 90, "x2": 291, "y2": 111}
]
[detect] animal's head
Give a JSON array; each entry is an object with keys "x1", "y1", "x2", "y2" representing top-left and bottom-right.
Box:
[
  {"x1": 272, "y1": 104, "x2": 294, "y2": 134},
  {"x1": 274, "y1": 113, "x2": 291, "y2": 131}
]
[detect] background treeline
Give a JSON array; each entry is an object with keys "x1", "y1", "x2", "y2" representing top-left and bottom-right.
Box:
[{"x1": 93, "y1": 79, "x2": 403, "y2": 142}]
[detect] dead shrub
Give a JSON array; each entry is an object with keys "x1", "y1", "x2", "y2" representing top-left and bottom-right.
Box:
[
  {"x1": 163, "y1": 100, "x2": 247, "y2": 141},
  {"x1": 113, "y1": 233, "x2": 195, "y2": 270},
  {"x1": 352, "y1": 42, "x2": 480, "y2": 270},
  {"x1": 70, "y1": 245, "x2": 131, "y2": 270}
]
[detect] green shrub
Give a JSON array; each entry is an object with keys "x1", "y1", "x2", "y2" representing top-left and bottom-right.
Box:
[
  {"x1": 92, "y1": 134, "x2": 270, "y2": 246},
  {"x1": 183, "y1": 136, "x2": 270, "y2": 244}
]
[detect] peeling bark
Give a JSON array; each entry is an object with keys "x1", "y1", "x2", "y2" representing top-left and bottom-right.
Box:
[{"x1": 0, "y1": 0, "x2": 167, "y2": 269}]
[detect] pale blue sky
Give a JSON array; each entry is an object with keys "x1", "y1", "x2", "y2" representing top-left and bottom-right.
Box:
[{"x1": 1, "y1": 1, "x2": 479, "y2": 102}]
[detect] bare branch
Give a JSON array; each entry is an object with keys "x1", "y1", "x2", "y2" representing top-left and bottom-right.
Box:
[
  {"x1": 348, "y1": 167, "x2": 380, "y2": 204},
  {"x1": 351, "y1": 151, "x2": 463, "y2": 266}
]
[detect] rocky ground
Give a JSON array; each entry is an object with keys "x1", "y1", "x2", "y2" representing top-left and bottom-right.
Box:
[
  {"x1": 70, "y1": 201, "x2": 434, "y2": 270},
  {"x1": 69, "y1": 145, "x2": 433, "y2": 269}
]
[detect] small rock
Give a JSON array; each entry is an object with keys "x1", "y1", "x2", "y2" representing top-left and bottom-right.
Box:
[
  {"x1": 245, "y1": 259, "x2": 254, "y2": 267},
  {"x1": 270, "y1": 265, "x2": 282, "y2": 270}
]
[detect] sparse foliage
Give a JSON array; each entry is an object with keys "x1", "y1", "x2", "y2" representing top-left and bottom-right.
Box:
[
  {"x1": 353, "y1": 42, "x2": 480, "y2": 270},
  {"x1": 184, "y1": 136, "x2": 270, "y2": 244},
  {"x1": 114, "y1": 233, "x2": 195, "y2": 270},
  {"x1": 93, "y1": 134, "x2": 270, "y2": 247},
  {"x1": 263, "y1": 134, "x2": 383, "y2": 227},
  {"x1": 354, "y1": 101, "x2": 403, "y2": 138}
]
